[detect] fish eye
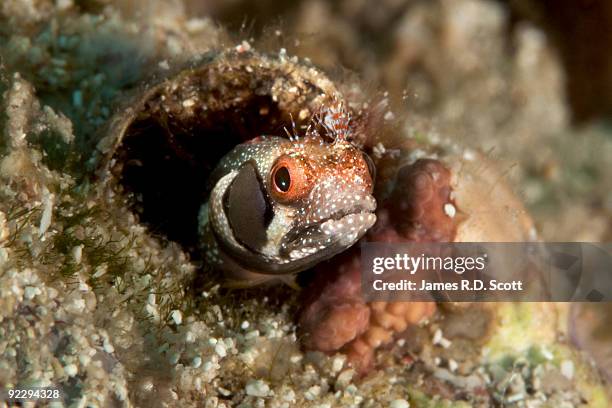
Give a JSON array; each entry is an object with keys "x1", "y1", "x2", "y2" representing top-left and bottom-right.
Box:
[
  {"x1": 270, "y1": 156, "x2": 309, "y2": 202},
  {"x1": 273, "y1": 166, "x2": 291, "y2": 192}
]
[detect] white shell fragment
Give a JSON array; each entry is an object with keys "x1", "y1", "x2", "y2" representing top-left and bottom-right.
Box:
[
  {"x1": 245, "y1": 379, "x2": 270, "y2": 397},
  {"x1": 444, "y1": 203, "x2": 456, "y2": 218},
  {"x1": 39, "y1": 188, "x2": 54, "y2": 237}
]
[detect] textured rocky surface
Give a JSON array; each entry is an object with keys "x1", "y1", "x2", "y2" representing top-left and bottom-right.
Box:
[{"x1": 0, "y1": 0, "x2": 610, "y2": 407}]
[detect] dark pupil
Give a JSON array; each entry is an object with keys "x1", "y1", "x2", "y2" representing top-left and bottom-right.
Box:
[{"x1": 274, "y1": 166, "x2": 291, "y2": 192}]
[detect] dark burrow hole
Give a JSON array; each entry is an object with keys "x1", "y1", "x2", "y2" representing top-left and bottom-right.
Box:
[{"x1": 111, "y1": 95, "x2": 300, "y2": 258}]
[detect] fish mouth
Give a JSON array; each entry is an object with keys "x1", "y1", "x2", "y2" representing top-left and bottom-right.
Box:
[
  {"x1": 214, "y1": 186, "x2": 376, "y2": 276},
  {"x1": 281, "y1": 197, "x2": 377, "y2": 261},
  {"x1": 220, "y1": 208, "x2": 376, "y2": 277},
  {"x1": 319, "y1": 211, "x2": 377, "y2": 245},
  {"x1": 278, "y1": 211, "x2": 377, "y2": 269}
]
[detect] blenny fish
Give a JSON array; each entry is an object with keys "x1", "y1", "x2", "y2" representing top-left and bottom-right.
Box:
[{"x1": 198, "y1": 102, "x2": 377, "y2": 287}]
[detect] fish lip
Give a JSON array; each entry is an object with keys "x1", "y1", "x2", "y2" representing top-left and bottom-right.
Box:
[
  {"x1": 287, "y1": 193, "x2": 376, "y2": 239},
  {"x1": 326, "y1": 197, "x2": 377, "y2": 223},
  {"x1": 219, "y1": 209, "x2": 377, "y2": 277},
  {"x1": 278, "y1": 211, "x2": 376, "y2": 268},
  {"x1": 311, "y1": 193, "x2": 377, "y2": 224},
  {"x1": 282, "y1": 204, "x2": 377, "y2": 254},
  {"x1": 318, "y1": 211, "x2": 377, "y2": 240}
]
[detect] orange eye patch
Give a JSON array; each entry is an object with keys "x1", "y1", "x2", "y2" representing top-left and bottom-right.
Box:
[{"x1": 270, "y1": 155, "x2": 310, "y2": 202}]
